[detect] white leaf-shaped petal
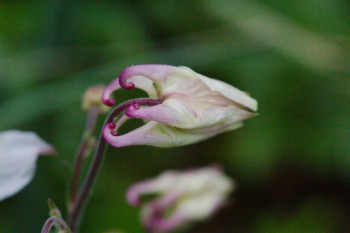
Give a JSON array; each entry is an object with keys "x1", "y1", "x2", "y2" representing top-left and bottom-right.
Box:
[{"x1": 0, "y1": 130, "x2": 55, "y2": 201}]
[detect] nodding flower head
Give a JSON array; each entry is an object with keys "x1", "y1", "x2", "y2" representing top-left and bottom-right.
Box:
[
  {"x1": 102, "y1": 64, "x2": 258, "y2": 148},
  {"x1": 126, "y1": 165, "x2": 234, "y2": 233}
]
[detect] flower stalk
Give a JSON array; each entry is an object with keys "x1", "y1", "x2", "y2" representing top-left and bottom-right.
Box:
[
  {"x1": 68, "y1": 135, "x2": 107, "y2": 233},
  {"x1": 68, "y1": 98, "x2": 161, "y2": 232},
  {"x1": 70, "y1": 106, "x2": 99, "y2": 204},
  {"x1": 41, "y1": 217, "x2": 57, "y2": 233},
  {"x1": 42, "y1": 199, "x2": 71, "y2": 233}
]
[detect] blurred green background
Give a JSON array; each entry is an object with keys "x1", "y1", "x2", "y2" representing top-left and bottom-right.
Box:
[{"x1": 0, "y1": 0, "x2": 349, "y2": 232}]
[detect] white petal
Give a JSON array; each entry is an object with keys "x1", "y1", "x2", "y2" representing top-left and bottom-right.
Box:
[
  {"x1": 125, "y1": 101, "x2": 188, "y2": 126},
  {"x1": 170, "y1": 167, "x2": 234, "y2": 220},
  {"x1": 126, "y1": 172, "x2": 177, "y2": 206},
  {"x1": 104, "y1": 120, "x2": 231, "y2": 148},
  {"x1": 179, "y1": 66, "x2": 258, "y2": 112},
  {"x1": 0, "y1": 130, "x2": 55, "y2": 201},
  {"x1": 167, "y1": 166, "x2": 234, "y2": 196}
]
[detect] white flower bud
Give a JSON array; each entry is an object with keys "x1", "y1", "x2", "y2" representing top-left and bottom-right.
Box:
[
  {"x1": 102, "y1": 65, "x2": 258, "y2": 148},
  {"x1": 126, "y1": 165, "x2": 234, "y2": 232}
]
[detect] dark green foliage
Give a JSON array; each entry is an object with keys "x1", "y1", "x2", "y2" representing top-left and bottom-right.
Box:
[{"x1": 0, "y1": 0, "x2": 349, "y2": 232}]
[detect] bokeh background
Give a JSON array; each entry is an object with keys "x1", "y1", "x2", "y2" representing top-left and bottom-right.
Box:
[{"x1": 1, "y1": 0, "x2": 349, "y2": 232}]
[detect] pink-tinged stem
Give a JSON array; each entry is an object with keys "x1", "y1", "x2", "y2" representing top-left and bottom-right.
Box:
[
  {"x1": 68, "y1": 98, "x2": 161, "y2": 233},
  {"x1": 68, "y1": 136, "x2": 107, "y2": 233},
  {"x1": 41, "y1": 216, "x2": 71, "y2": 233},
  {"x1": 71, "y1": 106, "x2": 100, "y2": 204},
  {"x1": 41, "y1": 217, "x2": 56, "y2": 233}
]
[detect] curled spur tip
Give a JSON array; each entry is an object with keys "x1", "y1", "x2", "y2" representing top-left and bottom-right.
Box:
[
  {"x1": 119, "y1": 69, "x2": 135, "y2": 90},
  {"x1": 104, "y1": 98, "x2": 116, "y2": 106},
  {"x1": 110, "y1": 131, "x2": 119, "y2": 136},
  {"x1": 107, "y1": 122, "x2": 116, "y2": 130}
]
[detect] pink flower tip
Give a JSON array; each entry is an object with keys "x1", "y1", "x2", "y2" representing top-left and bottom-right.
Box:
[
  {"x1": 132, "y1": 103, "x2": 140, "y2": 110},
  {"x1": 107, "y1": 122, "x2": 117, "y2": 130},
  {"x1": 110, "y1": 131, "x2": 119, "y2": 136},
  {"x1": 124, "y1": 104, "x2": 141, "y2": 118},
  {"x1": 123, "y1": 82, "x2": 135, "y2": 90},
  {"x1": 39, "y1": 145, "x2": 57, "y2": 156},
  {"x1": 103, "y1": 98, "x2": 116, "y2": 107},
  {"x1": 126, "y1": 189, "x2": 140, "y2": 206},
  {"x1": 119, "y1": 68, "x2": 136, "y2": 90}
]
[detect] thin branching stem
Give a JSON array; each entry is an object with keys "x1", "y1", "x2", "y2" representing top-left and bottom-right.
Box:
[
  {"x1": 71, "y1": 106, "x2": 99, "y2": 203},
  {"x1": 68, "y1": 98, "x2": 161, "y2": 232},
  {"x1": 41, "y1": 217, "x2": 56, "y2": 233}
]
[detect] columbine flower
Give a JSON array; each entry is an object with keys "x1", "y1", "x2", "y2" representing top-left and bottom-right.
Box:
[
  {"x1": 126, "y1": 165, "x2": 234, "y2": 233},
  {"x1": 0, "y1": 130, "x2": 55, "y2": 201},
  {"x1": 102, "y1": 64, "x2": 257, "y2": 147}
]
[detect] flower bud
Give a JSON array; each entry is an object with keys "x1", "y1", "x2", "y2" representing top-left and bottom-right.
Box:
[
  {"x1": 126, "y1": 165, "x2": 234, "y2": 232},
  {"x1": 82, "y1": 85, "x2": 110, "y2": 113},
  {"x1": 102, "y1": 65, "x2": 258, "y2": 148}
]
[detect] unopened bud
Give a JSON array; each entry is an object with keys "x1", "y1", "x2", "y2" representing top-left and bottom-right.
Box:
[
  {"x1": 47, "y1": 198, "x2": 62, "y2": 217},
  {"x1": 126, "y1": 165, "x2": 234, "y2": 232},
  {"x1": 82, "y1": 85, "x2": 110, "y2": 113}
]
